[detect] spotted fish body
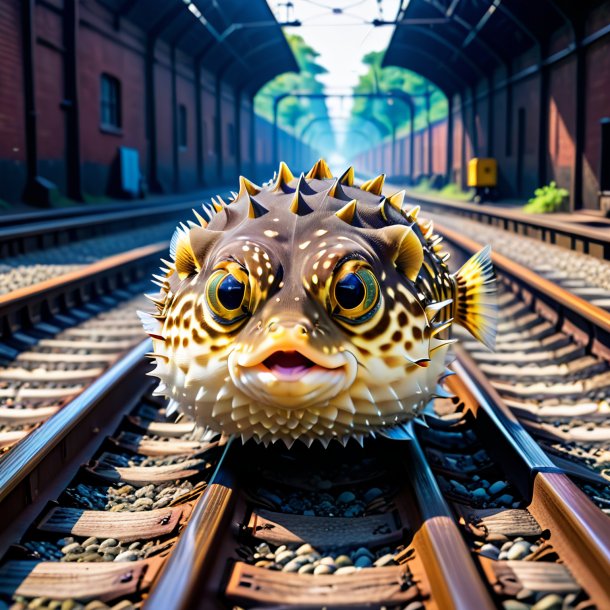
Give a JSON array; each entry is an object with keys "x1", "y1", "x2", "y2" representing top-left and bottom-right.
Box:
[{"x1": 140, "y1": 160, "x2": 496, "y2": 447}]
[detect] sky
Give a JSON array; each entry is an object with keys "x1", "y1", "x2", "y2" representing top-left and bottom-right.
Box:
[{"x1": 267, "y1": 0, "x2": 400, "y2": 161}]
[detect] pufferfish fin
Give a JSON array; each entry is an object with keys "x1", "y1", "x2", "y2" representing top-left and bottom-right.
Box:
[
  {"x1": 378, "y1": 420, "x2": 415, "y2": 441},
  {"x1": 451, "y1": 245, "x2": 497, "y2": 350}
]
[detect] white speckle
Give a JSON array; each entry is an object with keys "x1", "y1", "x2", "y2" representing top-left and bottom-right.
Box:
[
  {"x1": 254, "y1": 246, "x2": 260, "y2": 253},
  {"x1": 294, "y1": 297, "x2": 300, "y2": 301},
  {"x1": 299, "y1": 240, "x2": 311, "y2": 250},
  {"x1": 257, "y1": 266, "x2": 263, "y2": 276},
  {"x1": 387, "y1": 287, "x2": 395, "y2": 298},
  {"x1": 268, "y1": 275, "x2": 275, "y2": 284},
  {"x1": 273, "y1": 218, "x2": 280, "y2": 222},
  {"x1": 242, "y1": 246, "x2": 250, "y2": 252},
  {"x1": 279, "y1": 281, "x2": 285, "y2": 288},
  {"x1": 265, "y1": 262, "x2": 272, "y2": 269},
  {"x1": 311, "y1": 274, "x2": 318, "y2": 285},
  {"x1": 252, "y1": 253, "x2": 260, "y2": 262},
  {"x1": 319, "y1": 241, "x2": 327, "y2": 248},
  {"x1": 276, "y1": 297, "x2": 281, "y2": 302},
  {"x1": 322, "y1": 260, "x2": 331, "y2": 270},
  {"x1": 313, "y1": 261, "x2": 319, "y2": 271},
  {"x1": 315, "y1": 229, "x2": 327, "y2": 236}
]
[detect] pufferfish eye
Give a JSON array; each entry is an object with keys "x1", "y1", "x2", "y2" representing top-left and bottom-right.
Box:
[
  {"x1": 331, "y1": 263, "x2": 380, "y2": 325},
  {"x1": 206, "y1": 264, "x2": 250, "y2": 325}
]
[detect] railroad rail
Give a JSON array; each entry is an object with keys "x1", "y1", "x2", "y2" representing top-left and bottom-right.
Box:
[
  {"x1": 0, "y1": 190, "x2": 226, "y2": 258},
  {"x1": 405, "y1": 191, "x2": 610, "y2": 261},
  {"x1": 0, "y1": 182, "x2": 608, "y2": 609},
  {"x1": 0, "y1": 335, "x2": 607, "y2": 609}
]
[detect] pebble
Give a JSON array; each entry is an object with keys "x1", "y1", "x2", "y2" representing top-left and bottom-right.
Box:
[
  {"x1": 61, "y1": 543, "x2": 84, "y2": 554},
  {"x1": 282, "y1": 560, "x2": 302, "y2": 572},
  {"x1": 275, "y1": 550, "x2": 295, "y2": 565},
  {"x1": 363, "y1": 488, "x2": 383, "y2": 503},
  {"x1": 337, "y1": 491, "x2": 356, "y2": 504},
  {"x1": 298, "y1": 564, "x2": 316, "y2": 574},
  {"x1": 479, "y1": 544, "x2": 500, "y2": 559},
  {"x1": 531, "y1": 594, "x2": 563, "y2": 610},
  {"x1": 489, "y1": 480, "x2": 508, "y2": 495},
  {"x1": 502, "y1": 602, "x2": 530, "y2": 610},
  {"x1": 295, "y1": 543, "x2": 314, "y2": 556},
  {"x1": 373, "y1": 553, "x2": 396, "y2": 567},
  {"x1": 100, "y1": 539, "x2": 117, "y2": 549},
  {"x1": 352, "y1": 547, "x2": 374, "y2": 560},
  {"x1": 506, "y1": 541, "x2": 531, "y2": 560},
  {"x1": 114, "y1": 550, "x2": 139, "y2": 562},
  {"x1": 354, "y1": 555, "x2": 373, "y2": 568},
  {"x1": 335, "y1": 566, "x2": 357, "y2": 575},
  {"x1": 313, "y1": 564, "x2": 335, "y2": 575},
  {"x1": 471, "y1": 487, "x2": 488, "y2": 500},
  {"x1": 335, "y1": 554, "x2": 352, "y2": 567},
  {"x1": 450, "y1": 480, "x2": 469, "y2": 495}
]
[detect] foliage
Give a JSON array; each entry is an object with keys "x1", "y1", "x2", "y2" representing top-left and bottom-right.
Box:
[
  {"x1": 254, "y1": 34, "x2": 329, "y2": 139},
  {"x1": 348, "y1": 51, "x2": 448, "y2": 156},
  {"x1": 411, "y1": 178, "x2": 474, "y2": 201},
  {"x1": 523, "y1": 181, "x2": 569, "y2": 213}
]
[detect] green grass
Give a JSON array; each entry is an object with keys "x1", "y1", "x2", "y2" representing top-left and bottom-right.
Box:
[
  {"x1": 410, "y1": 179, "x2": 475, "y2": 202},
  {"x1": 522, "y1": 181, "x2": 568, "y2": 214}
]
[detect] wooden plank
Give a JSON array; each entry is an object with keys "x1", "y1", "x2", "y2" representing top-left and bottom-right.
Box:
[
  {"x1": 225, "y1": 562, "x2": 420, "y2": 607},
  {"x1": 479, "y1": 557, "x2": 580, "y2": 596},
  {"x1": 87, "y1": 459, "x2": 205, "y2": 485},
  {"x1": 37, "y1": 505, "x2": 188, "y2": 541},
  {"x1": 454, "y1": 505, "x2": 542, "y2": 538},
  {"x1": 0, "y1": 406, "x2": 59, "y2": 424},
  {"x1": 247, "y1": 508, "x2": 407, "y2": 548},
  {"x1": 0, "y1": 559, "x2": 162, "y2": 601}
]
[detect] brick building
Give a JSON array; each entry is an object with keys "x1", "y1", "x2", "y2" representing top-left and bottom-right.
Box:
[
  {"x1": 0, "y1": 0, "x2": 310, "y2": 206},
  {"x1": 356, "y1": 0, "x2": 610, "y2": 212}
]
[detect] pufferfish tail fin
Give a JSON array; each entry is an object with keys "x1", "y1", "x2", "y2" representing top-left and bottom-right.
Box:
[{"x1": 451, "y1": 245, "x2": 497, "y2": 350}]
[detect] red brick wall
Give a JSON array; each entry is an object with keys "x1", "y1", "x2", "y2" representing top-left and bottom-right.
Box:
[{"x1": 0, "y1": 0, "x2": 26, "y2": 200}]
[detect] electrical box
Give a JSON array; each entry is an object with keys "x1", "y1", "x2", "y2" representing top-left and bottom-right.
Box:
[{"x1": 468, "y1": 158, "x2": 497, "y2": 188}]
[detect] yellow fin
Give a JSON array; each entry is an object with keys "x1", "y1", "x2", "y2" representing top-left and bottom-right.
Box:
[{"x1": 451, "y1": 245, "x2": 497, "y2": 350}]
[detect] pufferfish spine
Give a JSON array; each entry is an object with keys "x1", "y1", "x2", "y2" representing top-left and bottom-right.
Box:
[{"x1": 140, "y1": 160, "x2": 497, "y2": 448}]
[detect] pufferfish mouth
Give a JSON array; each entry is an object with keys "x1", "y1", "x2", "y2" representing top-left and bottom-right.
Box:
[
  {"x1": 228, "y1": 346, "x2": 358, "y2": 409},
  {"x1": 262, "y1": 350, "x2": 318, "y2": 381}
]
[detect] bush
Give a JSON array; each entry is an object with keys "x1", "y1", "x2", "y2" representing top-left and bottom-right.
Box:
[{"x1": 523, "y1": 181, "x2": 569, "y2": 213}]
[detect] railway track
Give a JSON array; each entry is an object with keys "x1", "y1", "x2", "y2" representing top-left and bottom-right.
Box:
[
  {"x1": 0, "y1": 182, "x2": 608, "y2": 608},
  {"x1": 0, "y1": 193, "x2": 226, "y2": 456},
  {"x1": 0, "y1": 341, "x2": 607, "y2": 609}
]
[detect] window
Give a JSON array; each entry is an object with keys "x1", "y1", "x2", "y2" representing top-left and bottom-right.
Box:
[
  {"x1": 179, "y1": 105, "x2": 187, "y2": 149},
  {"x1": 100, "y1": 74, "x2": 121, "y2": 130}
]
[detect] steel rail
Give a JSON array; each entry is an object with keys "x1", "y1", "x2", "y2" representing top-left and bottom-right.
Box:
[
  {"x1": 408, "y1": 191, "x2": 610, "y2": 259},
  {"x1": 434, "y1": 221, "x2": 610, "y2": 339},
  {"x1": 146, "y1": 441, "x2": 496, "y2": 609},
  {"x1": 0, "y1": 339, "x2": 152, "y2": 550},
  {"x1": 453, "y1": 348, "x2": 610, "y2": 609},
  {"x1": 432, "y1": 219, "x2": 610, "y2": 607}
]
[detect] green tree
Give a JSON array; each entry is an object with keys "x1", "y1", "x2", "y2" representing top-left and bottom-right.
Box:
[
  {"x1": 348, "y1": 51, "x2": 447, "y2": 158},
  {"x1": 255, "y1": 34, "x2": 330, "y2": 142}
]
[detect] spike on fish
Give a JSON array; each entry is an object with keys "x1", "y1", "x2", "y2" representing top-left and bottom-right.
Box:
[
  {"x1": 338, "y1": 166, "x2": 354, "y2": 186},
  {"x1": 360, "y1": 174, "x2": 385, "y2": 195},
  {"x1": 335, "y1": 199, "x2": 357, "y2": 224},
  {"x1": 306, "y1": 159, "x2": 333, "y2": 180},
  {"x1": 272, "y1": 161, "x2": 294, "y2": 192}
]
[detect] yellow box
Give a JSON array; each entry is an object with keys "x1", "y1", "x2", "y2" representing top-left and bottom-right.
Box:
[{"x1": 467, "y1": 158, "x2": 497, "y2": 188}]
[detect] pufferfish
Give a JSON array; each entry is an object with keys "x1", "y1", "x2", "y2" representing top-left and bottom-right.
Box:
[{"x1": 139, "y1": 160, "x2": 496, "y2": 447}]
